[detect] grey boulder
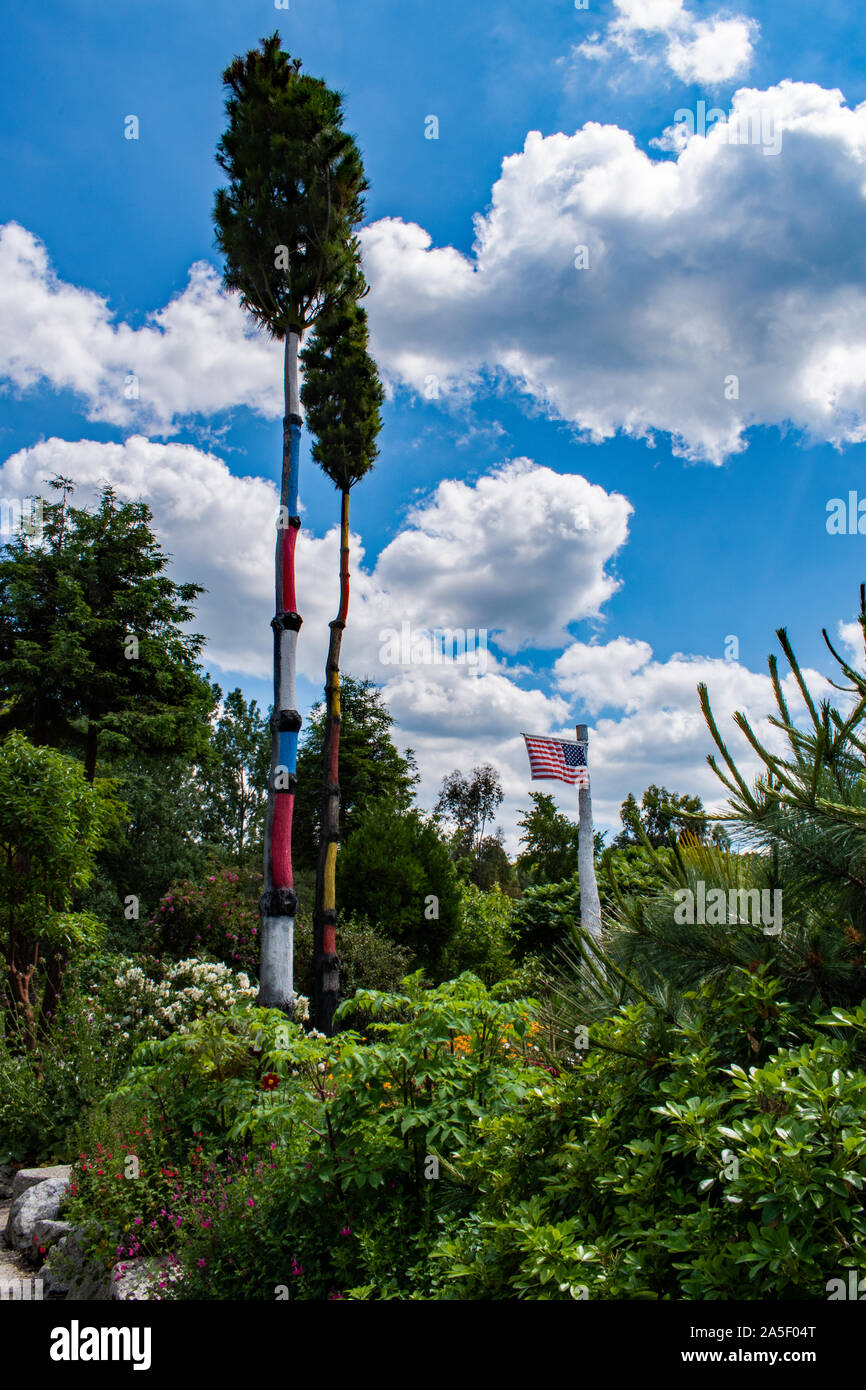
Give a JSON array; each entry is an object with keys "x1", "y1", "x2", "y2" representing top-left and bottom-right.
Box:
[
  {"x1": 41, "y1": 1227, "x2": 111, "y2": 1301},
  {"x1": 10, "y1": 1166, "x2": 72, "y2": 1201},
  {"x1": 5, "y1": 1177, "x2": 69, "y2": 1253}
]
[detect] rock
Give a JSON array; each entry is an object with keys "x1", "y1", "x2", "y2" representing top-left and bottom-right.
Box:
[
  {"x1": 31, "y1": 1219, "x2": 71, "y2": 1255},
  {"x1": 41, "y1": 1228, "x2": 111, "y2": 1301},
  {"x1": 0, "y1": 1164, "x2": 18, "y2": 1199},
  {"x1": 10, "y1": 1166, "x2": 72, "y2": 1201},
  {"x1": 6, "y1": 1177, "x2": 69, "y2": 1252},
  {"x1": 110, "y1": 1256, "x2": 182, "y2": 1301}
]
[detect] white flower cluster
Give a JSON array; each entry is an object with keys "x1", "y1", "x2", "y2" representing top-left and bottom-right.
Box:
[{"x1": 109, "y1": 956, "x2": 258, "y2": 1040}]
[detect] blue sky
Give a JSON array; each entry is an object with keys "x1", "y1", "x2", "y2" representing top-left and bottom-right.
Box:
[{"x1": 2, "y1": 0, "x2": 866, "y2": 844}]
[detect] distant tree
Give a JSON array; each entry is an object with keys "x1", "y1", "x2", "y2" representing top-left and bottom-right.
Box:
[
  {"x1": 614, "y1": 784, "x2": 711, "y2": 849},
  {"x1": 301, "y1": 294, "x2": 384, "y2": 1032},
  {"x1": 198, "y1": 688, "x2": 270, "y2": 866},
  {"x1": 516, "y1": 791, "x2": 581, "y2": 885},
  {"x1": 336, "y1": 801, "x2": 460, "y2": 973},
  {"x1": 463, "y1": 832, "x2": 520, "y2": 895},
  {"x1": 213, "y1": 31, "x2": 367, "y2": 1011},
  {"x1": 83, "y1": 753, "x2": 210, "y2": 939},
  {"x1": 293, "y1": 676, "x2": 418, "y2": 865},
  {"x1": 0, "y1": 484, "x2": 215, "y2": 782},
  {"x1": 436, "y1": 764, "x2": 504, "y2": 858}
]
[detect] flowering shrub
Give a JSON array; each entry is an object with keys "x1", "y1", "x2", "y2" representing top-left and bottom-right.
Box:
[
  {"x1": 104, "y1": 956, "x2": 258, "y2": 1041},
  {"x1": 60, "y1": 1098, "x2": 200, "y2": 1276},
  {"x1": 148, "y1": 867, "x2": 262, "y2": 974}
]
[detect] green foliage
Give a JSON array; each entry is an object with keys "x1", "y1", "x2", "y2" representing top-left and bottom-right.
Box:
[
  {"x1": 459, "y1": 831, "x2": 519, "y2": 894},
  {"x1": 213, "y1": 33, "x2": 366, "y2": 338},
  {"x1": 83, "y1": 753, "x2": 211, "y2": 944},
  {"x1": 511, "y1": 876, "x2": 580, "y2": 960},
  {"x1": 134, "y1": 975, "x2": 551, "y2": 1300},
  {"x1": 293, "y1": 918, "x2": 413, "y2": 1017},
  {"x1": 148, "y1": 867, "x2": 264, "y2": 976},
  {"x1": 0, "y1": 485, "x2": 216, "y2": 780},
  {"x1": 197, "y1": 688, "x2": 270, "y2": 866},
  {"x1": 441, "y1": 882, "x2": 516, "y2": 986},
  {"x1": 0, "y1": 970, "x2": 130, "y2": 1162},
  {"x1": 436, "y1": 763, "x2": 504, "y2": 858},
  {"x1": 0, "y1": 732, "x2": 115, "y2": 1048},
  {"x1": 300, "y1": 297, "x2": 384, "y2": 491},
  {"x1": 429, "y1": 969, "x2": 866, "y2": 1300},
  {"x1": 614, "y1": 784, "x2": 714, "y2": 849},
  {"x1": 336, "y1": 801, "x2": 460, "y2": 971},
  {"x1": 516, "y1": 791, "x2": 580, "y2": 885},
  {"x1": 293, "y1": 677, "x2": 418, "y2": 868}
]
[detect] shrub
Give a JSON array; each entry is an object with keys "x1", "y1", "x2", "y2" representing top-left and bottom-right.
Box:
[
  {"x1": 440, "y1": 882, "x2": 516, "y2": 985},
  {"x1": 149, "y1": 867, "x2": 262, "y2": 974}
]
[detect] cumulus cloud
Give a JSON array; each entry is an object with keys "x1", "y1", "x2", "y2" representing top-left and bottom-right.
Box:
[
  {"x1": 3, "y1": 433, "x2": 839, "y2": 844},
  {"x1": 0, "y1": 223, "x2": 281, "y2": 434},
  {"x1": 361, "y1": 82, "x2": 866, "y2": 463},
  {"x1": 373, "y1": 459, "x2": 632, "y2": 651},
  {"x1": 0, "y1": 440, "x2": 629, "y2": 672},
  {"x1": 553, "y1": 634, "x2": 837, "y2": 827},
  {"x1": 574, "y1": 0, "x2": 758, "y2": 87}
]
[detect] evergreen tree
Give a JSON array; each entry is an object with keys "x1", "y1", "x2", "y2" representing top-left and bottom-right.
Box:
[
  {"x1": 0, "y1": 484, "x2": 215, "y2": 781},
  {"x1": 301, "y1": 296, "x2": 384, "y2": 1032},
  {"x1": 293, "y1": 676, "x2": 417, "y2": 865}
]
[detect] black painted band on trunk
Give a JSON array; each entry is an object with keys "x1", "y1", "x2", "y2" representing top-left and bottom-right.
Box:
[
  {"x1": 274, "y1": 709, "x2": 302, "y2": 733},
  {"x1": 272, "y1": 611, "x2": 303, "y2": 633},
  {"x1": 259, "y1": 887, "x2": 299, "y2": 917}
]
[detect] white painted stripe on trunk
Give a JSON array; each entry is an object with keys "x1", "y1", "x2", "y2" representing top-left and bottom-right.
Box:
[
  {"x1": 287, "y1": 332, "x2": 300, "y2": 418},
  {"x1": 259, "y1": 915, "x2": 294, "y2": 1004},
  {"x1": 279, "y1": 628, "x2": 298, "y2": 710}
]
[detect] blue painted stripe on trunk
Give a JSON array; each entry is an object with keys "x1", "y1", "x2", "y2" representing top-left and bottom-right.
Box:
[
  {"x1": 279, "y1": 728, "x2": 298, "y2": 775},
  {"x1": 287, "y1": 420, "x2": 301, "y2": 517}
]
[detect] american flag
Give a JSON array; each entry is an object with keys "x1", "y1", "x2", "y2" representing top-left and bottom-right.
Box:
[{"x1": 522, "y1": 734, "x2": 589, "y2": 787}]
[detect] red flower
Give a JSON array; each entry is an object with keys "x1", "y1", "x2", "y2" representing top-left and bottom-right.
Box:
[{"x1": 261, "y1": 1073, "x2": 280, "y2": 1092}]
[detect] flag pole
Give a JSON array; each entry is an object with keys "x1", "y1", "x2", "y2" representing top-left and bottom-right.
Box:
[{"x1": 576, "y1": 723, "x2": 602, "y2": 940}]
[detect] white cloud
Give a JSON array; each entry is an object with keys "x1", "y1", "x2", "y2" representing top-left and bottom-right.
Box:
[
  {"x1": 666, "y1": 17, "x2": 757, "y2": 85},
  {"x1": 361, "y1": 82, "x2": 866, "y2": 464},
  {"x1": 373, "y1": 459, "x2": 632, "y2": 651},
  {"x1": 0, "y1": 223, "x2": 281, "y2": 434},
  {"x1": 0, "y1": 440, "x2": 629, "y2": 673},
  {"x1": 574, "y1": 0, "x2": 758, "y2": 87},
  {"x1": 553, "y1": 635, "x2": 836, "y2": 828},
  {"x1": 3, "y1": 434, "x2": 837, "y2": 847}
]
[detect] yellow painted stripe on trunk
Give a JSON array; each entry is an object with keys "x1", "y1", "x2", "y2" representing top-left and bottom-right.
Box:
[{"x1": 324, "y1": 840, "x2": 338, "y2": 911}]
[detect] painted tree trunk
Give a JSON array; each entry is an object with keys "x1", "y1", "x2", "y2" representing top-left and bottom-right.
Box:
[
  {"x1": 259, "y1": 332, "x2": 303, "y2": 1013},
  {"x1": 313, "y1": 488, "x2": 350, "y2": 1034}
]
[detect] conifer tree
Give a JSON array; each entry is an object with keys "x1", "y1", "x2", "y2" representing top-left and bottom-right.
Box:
[{"x1": 300, "y1": 296, "x2": 383, "y2": 1033}]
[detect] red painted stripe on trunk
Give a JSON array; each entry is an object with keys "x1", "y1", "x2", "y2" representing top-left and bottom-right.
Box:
[
  {"x1": 271, "y1": 793, "x2": 294, "y2": 889},
  {"x1": 337, "y1": 571, "x2": 349, "y2": 624},
  {"x1": 323, "y1": 921, "x2": 337, "y2": 955},
  {"x1": 282, "y1": 527, "x2": 297, "y2": 614}
]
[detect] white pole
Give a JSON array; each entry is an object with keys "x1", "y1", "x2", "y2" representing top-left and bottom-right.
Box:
[{"x1": 576, "y1": 724, "x2": 602, "y2": 941}]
